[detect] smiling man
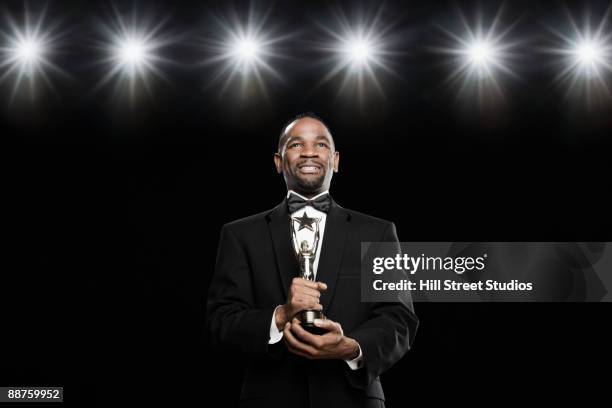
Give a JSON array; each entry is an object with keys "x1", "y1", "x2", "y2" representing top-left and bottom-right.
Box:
[{"x1": 207, "y1": 112, "x2": 418, "y2": 408}]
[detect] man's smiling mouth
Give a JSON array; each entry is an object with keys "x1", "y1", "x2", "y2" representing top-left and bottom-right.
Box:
[{"x1": 298, "y1": 165, "x2": 321, "y2": 174}]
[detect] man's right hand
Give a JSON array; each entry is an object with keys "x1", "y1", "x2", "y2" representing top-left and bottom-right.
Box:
[{"x1": 275, "y1": 278, "x2": 327, "y2": 330}]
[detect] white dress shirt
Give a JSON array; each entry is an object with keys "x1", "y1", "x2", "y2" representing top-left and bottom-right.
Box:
[{"x1": 268, "y1": 190, "x2": 363, "y2": 370}]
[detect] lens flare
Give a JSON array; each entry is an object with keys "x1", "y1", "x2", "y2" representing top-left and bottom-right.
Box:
[
  {"x1": 543, "y1": 7, "x2": 612, "y2": 107},
  {"x1": 198, "y1": 4, "x2": 290, "y2": 99},
  {"x1": 0, "y1": 4, "x2": 66, "y2": 103},
  {"x1": 312, "y1": 5, "x2": 401, "y2": 103},
  {"x1": 431, "y1": 6, "x2": 523, "y2": 107},
  {"x1": 92, "y1": 4, "x2": 177, "y2": 104}
]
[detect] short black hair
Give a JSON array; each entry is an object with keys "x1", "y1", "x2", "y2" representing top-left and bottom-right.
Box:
[{"x1": 277, "y1": 112, "x2": 333, "y2": 153}]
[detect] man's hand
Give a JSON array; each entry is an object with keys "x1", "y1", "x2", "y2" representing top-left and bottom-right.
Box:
[
  {"x1": 283, "y1": 317, "x2": 360, "y2": 360},
  {"x1": 275, "y1": 278, "x2": 327, "y2": 330}
]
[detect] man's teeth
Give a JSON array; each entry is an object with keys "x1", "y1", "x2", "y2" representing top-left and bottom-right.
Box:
[{"x1": 301, "y1": 166, "x2": 319, "y2": 171}]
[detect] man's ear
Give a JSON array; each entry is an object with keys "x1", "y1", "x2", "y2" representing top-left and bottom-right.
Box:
[
  {"x1": 274, "y1": 153, "x2": 283, "y2": 174},
  {"x1": 333, "y1": 151, "x2": 340, "y2": 173}
]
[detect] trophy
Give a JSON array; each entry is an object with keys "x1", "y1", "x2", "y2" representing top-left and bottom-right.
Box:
[{"x1": 290, "y1": 211, "x2": 326, "y2": 334}]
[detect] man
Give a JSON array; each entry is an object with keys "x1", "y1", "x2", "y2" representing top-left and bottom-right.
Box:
[{"x1": 207, "y1": 113, "x2": 418, "y2": 408}]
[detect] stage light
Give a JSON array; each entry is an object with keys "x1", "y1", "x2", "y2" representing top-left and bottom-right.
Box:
[
  {"x1": 221, "y1": 31, "x2": 271, "y2": 77},
  {"x1": 108, "y1": 33, "x2": 159, "y2": 81},
  {"x1": 575, "y1": 41, "x2": 603, "y2": 67},
  {"x1": 14, "y1": 38, "x2": 43, "y2": 66},
  {"x1": 544, "y1": 7, "x2": 612, "y2": 105},
  {"x1": 92, "y1": 5, "x2": 176, "y2": 103},
  {"x1": 232, "y1": 37, "x2": 261, "y2": 62},
  {"x1": 198, "y1": 6, "x2": 289, "y2": 99},
  {"x1": 570, "y1": 40, "x2": 609, "y2": 78},
  {"x1": 431, "y1": 6, "x2": 523, "y2": 106},
  {"x1": 318, "y1": 25, "x2": 390, "y2": 99},
  {"x1": 99, "y1": 28, "x2": 165, "y2": 84},
  {"x1": 96, "y1": 27, "x2": 165, "y2": 99},
  {"x1": 466, "y1": 40, "x2": 495, "y2": 68},
  {"x1": 325, "y1": 27, "x2": 388, "y2": 76},
  {"x1": 118, "y1": 38, "x2": 146, "y2": 67},
  {"x1": 313, "y1": 6, "x2": 400, "y2": 102},
  {"x1": 344, "y1": 36, "x2": 373, "y2": 65},
  {"x1": 214, "y1": 28, "x2": 279, "y2": 87},
  {"x1": 0, "y1": 5, "x2": 65, "y2": 103}
]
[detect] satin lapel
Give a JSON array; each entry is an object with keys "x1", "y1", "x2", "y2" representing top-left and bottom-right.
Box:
[
  {"x1": 266, "y1": 201, "x2": 299, "y2": 297},
  {"x1": 317, "y1": 201, "x2": 350, "y2": 311}
]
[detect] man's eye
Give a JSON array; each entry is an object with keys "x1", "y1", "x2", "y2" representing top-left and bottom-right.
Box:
[
  {"x1": 290, "y1": 143, "x2": 302, "y2": 148},
  {"x1": 318, "y1": 143, "x2": 328, "y2": 148}
]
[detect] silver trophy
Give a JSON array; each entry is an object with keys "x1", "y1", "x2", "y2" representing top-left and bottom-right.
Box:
[{"x1": 290, "y1": 212, "x2": 326, "y2": 334}]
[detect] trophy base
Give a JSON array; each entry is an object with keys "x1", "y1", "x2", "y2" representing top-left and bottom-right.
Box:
[{"x1": 296, "y1": 310, "x2": 327, "y2": 335}]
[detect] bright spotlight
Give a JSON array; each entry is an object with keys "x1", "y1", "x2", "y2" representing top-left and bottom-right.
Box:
[
  {"x1": 109, "y1": 34, "x2": 158, "y2": 80},
  {"x1": 344, "y1": 37, "x2": 373, "y2": 64},
  {"x1": 313, "y1": 5, "x2": 400, "y2": 102},
  {"x1": 574, "y1": 40, "x2": 604, "y2": 69},
  {"x1": 198, "y1": 5, "x2": 288, "y2": 99},
  {"x1": 14, "y1": 38, "x2": 43, "y2": 65},
  {"x1": 0, "y1": 5, "x2": 65, "y2": 103},
  {"x1": 232, "y1": 37, "x2": 260, "y2": 62},
  {"x1": 107, "y1": 32, "x2": 158, "y2": 78},
  {"x1": 218, "y1": 30, "x2": 273, "y2": 77},
  {"x1": 331, "y1": 29, "x2": 385, "y2": 74},
  {"x1": 93, "y1": 5, "x2": 175, "y2": 103},
  {"x1": 431, "y1": 6, "x2": 523, "y2": 106},
  {"x1": 118, "y1": 38, "x2": 147, "y2": 66},
  {"x1": 467, "y1": 40, "x2": 494, "y2": 67},
  {"x1": 544, "y1": 7, "x2": 612, "y2": 105},
  {"x1": 98, "y1": 28, "x2": 163, "y2": 89}
]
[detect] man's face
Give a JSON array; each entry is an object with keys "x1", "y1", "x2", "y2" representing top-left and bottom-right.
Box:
[{"x1": 274, "y1": 117, "x2": 339, "y2": 197}]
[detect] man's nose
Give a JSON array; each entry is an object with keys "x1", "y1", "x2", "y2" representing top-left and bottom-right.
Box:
[{"x1": 300, "y1": 144, "x2": 319, "y2": 157}]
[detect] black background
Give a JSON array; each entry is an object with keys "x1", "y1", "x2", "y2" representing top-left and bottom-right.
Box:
[{"x1": 3, "y1": 0, "x2": 611, "y2": 406}]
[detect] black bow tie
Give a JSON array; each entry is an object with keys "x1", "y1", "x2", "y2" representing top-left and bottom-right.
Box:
[{"x1": 287, "y1": 193, "x2": 332, "y2": 214}]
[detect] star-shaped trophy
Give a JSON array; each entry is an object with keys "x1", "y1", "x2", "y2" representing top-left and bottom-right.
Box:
[
  {"x1": 295, "y1": 211, "x2": 317, "y2": 231},
  {"x1": 289, "y1": 211, "x2": 326, "y2": 334}
]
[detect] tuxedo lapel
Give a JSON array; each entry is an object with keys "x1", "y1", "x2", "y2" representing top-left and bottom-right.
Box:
[
  {"x1": 267, "y1": 201, "x2": 299, "y2": 297},
  {"x1": 316, "y1": 200, "x2": 350, "y2": 311}
]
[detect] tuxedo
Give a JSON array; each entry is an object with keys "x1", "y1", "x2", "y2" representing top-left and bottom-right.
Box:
[{"x1": 206, "y1": 196, "x2": 418, "y2": 408}]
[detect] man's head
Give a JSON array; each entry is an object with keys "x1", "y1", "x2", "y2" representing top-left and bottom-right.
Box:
[{"x1": 274, "y1": 112, "x2": 339, "y2": 198}]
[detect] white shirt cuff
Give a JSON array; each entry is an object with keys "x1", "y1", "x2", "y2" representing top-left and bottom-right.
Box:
[
  {"x1": 344, "y1": 344, "x2": 364, "y2": 370},
  {"x1": 268, "y1": 305, "x2": 284, "y2": 344}
]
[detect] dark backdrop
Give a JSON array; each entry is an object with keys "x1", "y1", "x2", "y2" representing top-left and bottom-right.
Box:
[{"x1": 3, "y1": 0, "x2": 611, "y2": 406}]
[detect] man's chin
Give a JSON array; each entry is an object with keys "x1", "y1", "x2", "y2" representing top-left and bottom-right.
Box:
[{"x1": 296, "y1": 177, "x2": 325, "y2": 193}]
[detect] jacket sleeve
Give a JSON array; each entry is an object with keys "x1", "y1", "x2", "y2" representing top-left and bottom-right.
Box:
[
  {"x1": 344, "y1": 222, "x2": 419, "y2": 389},
  {"x1": 206, "y1": 224, "x2": 279, "y2": 357}
]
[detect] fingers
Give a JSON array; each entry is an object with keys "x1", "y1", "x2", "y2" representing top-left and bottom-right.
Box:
[
  {"x1": 291, "y1": 295, "x2": 323, "y2": 313},
  {"x1": 291, "y1": 318, "x2": 342, "y2": 348},
  {"x1": 292, "y1": 277, "x2": 327, "y2": 292},
  {"x1": 287, "y1": 278, "x2": 327, "y2": 317},
  {"x1": 290, "y1": 286, "x2": 322, "y2": 302},
  {"x1": 290, "y1": 319, "x2": 324, "y2": 348},
  {"x1": 313, "y1": 318, "x2": 343, "y2": 335},
  {"x1": 283, "y1": 322, "x2": 319, "y2": 358},
  {"x1": 299, "y1": 287, "x2": 323, "y2": 298},
  {"x1": 289, "y1": 279, "x2": 325, "y2": 314}
]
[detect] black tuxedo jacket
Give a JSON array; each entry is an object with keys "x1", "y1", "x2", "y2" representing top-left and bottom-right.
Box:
[{"x1": 206, "y1": 198, "x2": 418, "y2": 408}]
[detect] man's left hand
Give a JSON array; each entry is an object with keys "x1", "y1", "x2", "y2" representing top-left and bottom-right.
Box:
[{"x1": 283, "y1": 318, "x2": 360, "y2": 360}]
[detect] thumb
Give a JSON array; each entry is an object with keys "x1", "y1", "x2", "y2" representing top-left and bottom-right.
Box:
[{"x1": 313, "y1": 318, "x2": 335, "y2": 331}]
